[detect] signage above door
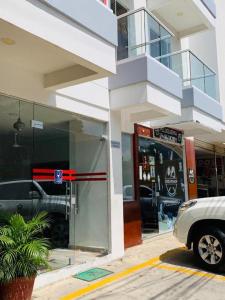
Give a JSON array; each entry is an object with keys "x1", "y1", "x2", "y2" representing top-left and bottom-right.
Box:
[{"x1": 153, "y1": 127, "x2": 183, "y2": 145}]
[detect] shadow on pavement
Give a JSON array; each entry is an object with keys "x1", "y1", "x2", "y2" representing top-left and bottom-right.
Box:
[{"x1": 159, "y1": 247, "x2": 225, "y2": 276}]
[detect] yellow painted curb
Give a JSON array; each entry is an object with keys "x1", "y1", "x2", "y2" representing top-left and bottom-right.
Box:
[{"x1": 60, "y1": 256, "x2": 160, "y2": 300}]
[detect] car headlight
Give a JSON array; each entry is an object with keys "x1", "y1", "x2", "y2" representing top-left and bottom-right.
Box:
[{"x1": 179, "y1": 200, "x2": 198, "y2": 213}]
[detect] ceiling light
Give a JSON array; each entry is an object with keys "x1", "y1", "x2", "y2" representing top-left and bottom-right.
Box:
[
  {"x1": 176, "y1": 12, "x2": 184, "y2": 17},
  {"x1": 1, "y1": 37, "x2": 16, "y2": 46}
]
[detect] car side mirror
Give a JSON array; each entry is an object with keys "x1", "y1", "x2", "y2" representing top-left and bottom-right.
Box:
[{"x1": 29, "y1": 191, "x2": 41, "y2": 199}]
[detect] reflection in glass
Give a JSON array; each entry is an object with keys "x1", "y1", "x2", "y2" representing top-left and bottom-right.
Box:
[
  {"x1": 122, "y1": 133, "x2": 134, "y2": 201},
  {"x1": 0, "y1": 94, "x2": 109, "y2": 271},
  {"x1": 117, "y1": 9, "x2": 171, "y2": 61},
  {"x1": 156, "y1": 50, "x2": 217, "y2": 100},
  {"x1": 138, "y1": 138, "x2": 185, "y2": 235}
]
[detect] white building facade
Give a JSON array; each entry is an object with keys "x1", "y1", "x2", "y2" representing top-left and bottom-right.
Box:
[{"x1": 0, "y1": 0, "x2": 224, "y2": 289}]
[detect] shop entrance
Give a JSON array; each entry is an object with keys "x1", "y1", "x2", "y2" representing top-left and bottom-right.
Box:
[
  {"x1": 138, "y1": 138, "x2": 185, "y2": 237},
  {"x1": 196, "y1": 146, "x2": 225, "y2": 198},
  {"x1": 0, "y1": 94, "x2": 109, "y2": 271}
]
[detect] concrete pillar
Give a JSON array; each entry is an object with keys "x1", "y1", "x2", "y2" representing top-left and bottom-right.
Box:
[{"x1": 108, "y1": 111, "x2": 125, "y2": 259}]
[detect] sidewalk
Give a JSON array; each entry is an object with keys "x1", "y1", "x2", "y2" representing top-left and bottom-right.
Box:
[{"x1": 32, "y1": 233, "x2": 183, "y2": 300}]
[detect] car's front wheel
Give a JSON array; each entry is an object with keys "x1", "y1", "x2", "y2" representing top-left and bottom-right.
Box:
[{"x1": 193, "y1": 226, "x2": 225, "y2": 272}]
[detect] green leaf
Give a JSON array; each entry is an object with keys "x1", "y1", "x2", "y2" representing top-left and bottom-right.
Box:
[{"x1": 0, "y1": 212, "x2": 50, "y2": 283}]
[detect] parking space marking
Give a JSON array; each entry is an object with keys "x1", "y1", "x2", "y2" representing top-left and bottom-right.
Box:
[
  {"x1": 60, "y1": 249, "x2": 225, "y2": 300},
  {"x1": 152, "y1": 263, "x2": 225, "y2": 282}
]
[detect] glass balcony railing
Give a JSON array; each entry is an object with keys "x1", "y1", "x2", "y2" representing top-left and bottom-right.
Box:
[
  {"x1": 117, "y1": 8, "x2": 172, "y2": 61},
  {"x1": 155, "y1": 50, "x2": 217, "y2": 100},
  {"x1": 117, "y1": 9, "x2": 217, "y2": 100}
]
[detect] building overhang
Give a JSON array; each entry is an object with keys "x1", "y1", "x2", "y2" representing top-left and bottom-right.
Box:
[
  {"x1": 182, "y1": 86, "x2": 223, "y2": 121},
  {"x1": 109, "y1": 55, "x2": 182, "y2": 123},
  {"x1": 149, "y1": 106, "x2": 224, "y2": 141},
  {"x1": 147, "y1": 0, "x2": 216, "y2": 37},
  {"x1": 0, "y1": 0, "x2": 117, "y2": 90}
]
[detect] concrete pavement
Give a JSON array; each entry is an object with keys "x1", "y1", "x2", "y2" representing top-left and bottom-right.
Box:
[{"x1": 32, "y1": 233, "x2": 225, "y2": 300}]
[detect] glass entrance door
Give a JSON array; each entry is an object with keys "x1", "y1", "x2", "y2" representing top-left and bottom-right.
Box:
[
  {"x1": 0, "y1": 94, "x2": 110, "y2": 271},
  {"x1": 33, "y1": 104, "x2": 73, "y2": 249},
  {"x1": 138, "y1": 137, "x2": 185, "y2": 236}
]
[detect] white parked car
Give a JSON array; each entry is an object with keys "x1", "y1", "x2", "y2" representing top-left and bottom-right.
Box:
[{"x1": 174, "y1": 197, "x2": 225, "y2": 271}]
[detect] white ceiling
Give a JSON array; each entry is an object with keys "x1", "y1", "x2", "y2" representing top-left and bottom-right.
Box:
[
  {"x1": 0, "y1": 18, "x2": 78, "y2": 74},
  {"x1": 147, "y1": 0, "x2": 211, "y2": 36}
]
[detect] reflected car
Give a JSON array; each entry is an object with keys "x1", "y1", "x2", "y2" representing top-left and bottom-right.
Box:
[
  {"x1": 123, "y1": 185, "x2": 182, "y2": 225},
  {"x1": 0, "y1": 180, "x2": 69, "y2": 248},
  {"x1": 123, "y1": 184, "x2": 154, "y2": 203},
  {"x1": 123, "y1": 185, "x2": 155, "y2": 227}
]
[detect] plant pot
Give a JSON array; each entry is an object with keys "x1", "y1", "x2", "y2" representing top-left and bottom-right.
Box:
[{"x1": 0, "y1": 276, "x2": 35, "y2": 300}]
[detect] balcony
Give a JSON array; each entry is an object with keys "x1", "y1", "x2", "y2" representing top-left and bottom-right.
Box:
[
  {"x1": 147, "y1": 0, "x2": 216, "y2": 36},
  {"x1": 109, "y1": 9, "x2": 182, "y2": 123},
  {"x1": 0, "y1": 0, "x2": 117, "y2": 90},
  {"x1": 149, "y1": 50, "x2": 223, "y2": 136},
  {"x1": 117, "y1": 8, "x2": 172, "y2": 61},
  {"x1": 156, "y1": 50, "x2": 217, "y2": 100}
]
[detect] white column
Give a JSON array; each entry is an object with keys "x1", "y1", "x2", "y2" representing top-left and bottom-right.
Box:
[{"x1": 108, "y1": 111, "x2": 125, "y2": 259}]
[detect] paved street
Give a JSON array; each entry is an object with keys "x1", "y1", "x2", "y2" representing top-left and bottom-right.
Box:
[{"x1": 33, "y1": 233, "x2": 225, "y2": 300}]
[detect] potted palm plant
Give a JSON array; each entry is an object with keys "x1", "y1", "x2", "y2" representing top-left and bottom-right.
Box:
[{"x1": 0, "y1": 211, "x2": 50, "y2": 300}]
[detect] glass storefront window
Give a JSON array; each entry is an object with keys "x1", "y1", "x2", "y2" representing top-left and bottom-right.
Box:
[
  {"x1": 122, "y1": 133, "x2": 134, "y2": 201},
  {"x1": 0, "y1": 94, "x2": 109, "y2": 271},
  {"x1": 196, "y1": 148, "x2": 225, "y2": 198},
  {"x1": 138, "y1": 138, "x2": 185, "y2": 235}
]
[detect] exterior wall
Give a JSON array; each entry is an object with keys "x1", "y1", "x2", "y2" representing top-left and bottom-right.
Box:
[
  {"x1": 42, "y1": 0, "x2": 118, "y2": 45},
  {"x1": 181, "y1": 31, "x2": 218, "y2": 74}
]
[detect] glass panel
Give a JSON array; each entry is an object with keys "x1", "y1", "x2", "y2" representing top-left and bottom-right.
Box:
[
  {"x1": 216, "y1": 155, "x2": 225, "y2": 196},
  {"x1": 72, "y1": 118, "x2": 109, "y2": 255},
  {"x1": 160, "y1": 37, "x2": 171, "y2": 56},
  {"x1": 118, "y1": 16, "x2": 128, "y2": 60},
  {"x1": 196, "y1": 148, "x2": 217, "y2": 198},
  {"x1": 160, "y1": 26, "x2": 170, "y2": 38},
  {"x1": 33, "y1": 105, "x2": 110, "y2": 262},
  {"x1": 149, "y1": 15, "x2": 160, "y2": 40},
  {"x1": 122, "y1": 133, "x2": 134, "y2": 202},
  {"x1": 0, "y1": 96, "x2": 33, "y2": 220},
  {"x1": 111, "y1": 0, "x2": 128, "y2": 16},
  {"x1": 138, "y1": 138, "x2": 158, "y2": 234},
  {"x1": 138, "y1": 138, "x2": 185, "y2": 236},
  {"x1": 145, "y1": 14, "x2": 160, "y2": 57},
  {"x1": 118, "y1": 9, "x2": 171, "y2": 61},
  {"x1": 157, "y1": 50, "x2": 217, "y2": 99},
  {"x1": 0, "y1": 94, "x2": 109, "y2": 272},
  {"x1": 159, "y1": 52, "x2": 188, "y2": 79},
  {"x1": 190, "y1": 53, "x2": 205, "y2": 92},
  {"x1": 204, "y1": 65, "x2": 217, "y2": 99},
  {"x1": 150, "y1": 40, "x2": 160, "y2": 58}
]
